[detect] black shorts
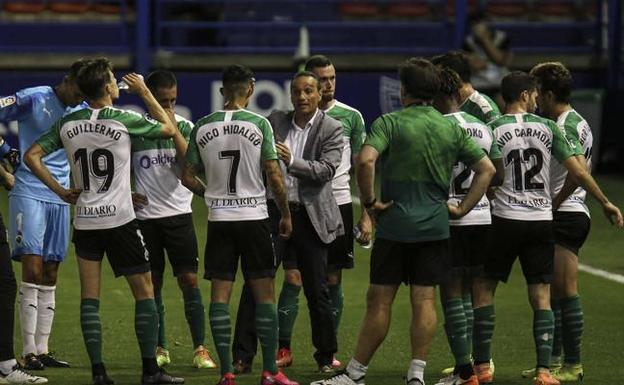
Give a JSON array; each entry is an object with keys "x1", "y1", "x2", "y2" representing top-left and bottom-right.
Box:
[
  {"x1": 204, "y1": 219, "x2": 277, "y2": 281},
  {"x1": 369, "y1": 238, "x2": 451, "y2": 286},
  {"x1": 553, "y1": 211, "x2": 590, "y2": 255},
  {"x1": 138, "y1": 213, "x2": 199, "y2": 277},
  {"x1": 484, "y1": 216, "x2": 553, "y2": 285},
  {"x1": 328, "y1": 203, "x2": 354, "y2": 272},
  {"x1": 73, "y1": 220, "x2": 151, "y2": 278},
  {"x1": 450, "y1": 225, "x2": 491, "y2": 278}
]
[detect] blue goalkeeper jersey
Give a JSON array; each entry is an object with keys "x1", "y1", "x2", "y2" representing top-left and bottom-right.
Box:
[{"x1": 0, "y1": 86, "x2": 85, "y2": 204}]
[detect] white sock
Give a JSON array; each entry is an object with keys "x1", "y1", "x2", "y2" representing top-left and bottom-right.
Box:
[
  {"x1": 0, "y1": 359, "x2": 18, "y2": 374},
  {"x1": 346, "y1": 358, "x2": 368, "y2": 382},
  {"x1": 35, "y1": 285, "x2": 56, "y2": 355},
  {"x1": 19, "y1": 282, "x2": 39, "y2": 356},
  {"x1": 407, "y1": 359, "x2": 426, "y2": 383}
]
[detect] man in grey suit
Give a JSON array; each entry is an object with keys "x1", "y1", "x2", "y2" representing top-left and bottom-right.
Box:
[{"x1": 269, "y1": 71, "x2": 344, "y2": 372}]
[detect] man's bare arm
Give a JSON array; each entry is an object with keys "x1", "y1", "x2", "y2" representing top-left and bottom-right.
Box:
[
  {"x1": 181, "y1": 161, "x2": 205, "y2": 198},
  {"x1": 264, "y1": 159, "x2": 290, "y2": 217},
  {"x1": 24, "y1": 143, "x2": 81, "y2": 204},
  {"x1": 449, "y1": 156, "x2": 496, "y2": 218}
]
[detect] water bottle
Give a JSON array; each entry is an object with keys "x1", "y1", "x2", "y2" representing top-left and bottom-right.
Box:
[
  {"x1": 118, "y1": 74, "x2": 143, "y2": 91},
  {"x1": 353, "y1": 226, "x2": 372, "y2": 249}
]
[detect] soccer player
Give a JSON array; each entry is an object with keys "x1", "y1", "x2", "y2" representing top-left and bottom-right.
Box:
[
  {"x1": 0, "y1": 161, "x2": 47, "y2": 384},
  {"x1": 432, "y1": 51, "x2": 501, "y2": 123},
  {"x1": 0, "y1": 59, "x2": 89, "y2": 370},
  {"x1": 271, "y1": 55, "x2": 370, "y2": 369},
  {"x1": 314, "y1": 57, "x2": 496, "y2": 385},
  {"x1": 181, "y1": 64, "x2": 298, "y2": 385},
  {"x1": 432, "y1": 67, "x2": 503, "y2": 385},
  {"x1": 131, "y1": 70, "x2": 216, "y2": 370},
  {"x1": 24, "y1": 58, "x2": 184, "y2": 385},
  {"x1": 524, "y1": 62, "x2": 592, "y2": 382},
  {"x1": 471, "y1": 71, "x2": 622, "y2": 385}
]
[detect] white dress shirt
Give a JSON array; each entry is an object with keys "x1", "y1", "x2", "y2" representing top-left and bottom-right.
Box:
[{"x1": 283, "y1": 109, "x2": 318, "y2": 202}]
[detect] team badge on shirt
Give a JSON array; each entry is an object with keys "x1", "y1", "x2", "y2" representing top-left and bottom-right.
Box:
[{"x1": 0, "y1": 95, "x2": 16, "y2": 108}]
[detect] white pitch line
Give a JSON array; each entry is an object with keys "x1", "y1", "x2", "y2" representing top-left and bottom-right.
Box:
[
  {"x1": 578, "y1": 263, "x2": 624, "y2": 284},
  {"x1": 352, "y1": 196, "x2": 624, "y2": 285}
]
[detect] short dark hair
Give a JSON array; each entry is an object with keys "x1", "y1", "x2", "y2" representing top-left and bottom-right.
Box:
[
  {"x1": 398, "y1": 57, "x2": 440, "y2": 101},
  {"x1": 431, "y1": 51, "x2": 471, "y2": 83},
  {"x1": 222, "y1": 64, "x2": 254, "y2": 97},
  {"x1": 501, "y1": 71, "x2": 537, "y2": 104},
  {"x1": 67, "y1": 58, "x2": 92, "y2": 79},
  {"x1": 291, "y1": 71, "x2": 321, "y2": 90},
  {"x1": 304, "y1": 55, "x2": 333, "y2": 71},
  {"x1": 529, "y1": 62, "x2": 572, "y2": 104},
  {"x1": 437, "y1": 67, "x2": 462, "y2": 97},
  {"x1": 146, "y1": 69, "x2": 177, "y2": 93},
  {"x1": 76, "y1": 58, "x2": 113, "y2": 100}
]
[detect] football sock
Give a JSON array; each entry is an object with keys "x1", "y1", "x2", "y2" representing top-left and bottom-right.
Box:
[
  {"x1": 154, "y1": 294, "x2": 167, "y2": 349},
  {"x1": 551, "y1": 298, "x2": 562, "y2": 360},
  {"x1": 19, "y1": 282, "x2": 39, "y2": 356},
  {"x1": 534, "y1": 309, "x2": 555, "y2": 369},
  {"x1": 183, "y1": 288, "x2": 205, "y2": 349},
  {"x1": 444, "y1": 298, "x2": 471, "y2": 366},
  {"x1": 80, "y1": 298, "x2": 103, "y2": 365},
  {"x1": 255, "y1": 303, "x2": 278, "y2": 374},
  {"x1": 35, "y1": 285, "x2": 55, "y2": 355},
  {"x1": 473, "y1": 305, "x2": 495, "y2": 364},
  {"x1": 346, "y1": 358, "x2": 368, "y2": 381},
  {"x1": 135, "y1": 299, "x2": 158, "y2": 359},
  {"x1": 407, "y1": 359, "x2": 426, "y2": 383},
  {"x1": 209, "y1": 302, "x2": 233, "y2": 375},
  {"x1": 0, "y1": 261, "x2": 16, "y2": 362},
  {"x1": 277, "y1": 282, "x2": 301, "y2": 349},
  {"x1": 0, "y1": 359, "x2": 17, "y2": 374},
  {"x1": 462, "y1": 294, "x2": 474, "y2": 354},
  {"x1": 328, "y1": 284, "x2": 344, "y2": 332},
  {"x1": 561, "y1": 295, "x2": 583, "y2": 364}
]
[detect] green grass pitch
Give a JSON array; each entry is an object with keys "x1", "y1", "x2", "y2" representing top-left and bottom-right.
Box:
[{"x1": 2, "y1": 175, "x2": 623, "y2": 385}]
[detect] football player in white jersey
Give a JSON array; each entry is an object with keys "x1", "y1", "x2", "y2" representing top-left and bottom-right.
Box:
[
  {"x1": 524, "y1": 62, "x2": 593, "y2": 382},
  {"x1": 432, "y1": 67, "x2": 504, "y2": 385},
  {"x1": 131, "y1": 70, "x2": 216, "y2": 370},
  {"x1": 471, "y1": 71, "x2": 622, "y2": 385},
  {"x1": 24, "y1": 58, "x2": 184, "y2": 385}
]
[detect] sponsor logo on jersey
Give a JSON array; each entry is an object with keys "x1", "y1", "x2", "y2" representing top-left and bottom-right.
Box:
[
  {"x1": 209, "y1": 197, "x2": 261, "y2": 209},
  {"x1": 139, "y1": 153, "x2": 176, "y2": 169},
  {"x1": 144, "y1": 115, "x2": 158, "y2": 125},
  {"x1": 0, "y1": 95, "x2": 16, "y2": 108},
  {"x1": 76, "y1": 204, "x2": 117, "y2": 217}
]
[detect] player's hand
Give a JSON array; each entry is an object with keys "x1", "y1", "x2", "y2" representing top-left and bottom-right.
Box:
[
  {"x1": 447, "y1": 201, "x2": 466, "y2": 219},
  {"x1": 121, "y1": 73, "x2": 147, "y2": 95},
  {"x1": 472, "y1": 22, "x2": 490, "y2": 41},
  {"x1": 164, "y1": 107, "x2": 176, "y2": 124},
  {"x1": 4, "y1": 148, "x2": 20, "y2": 170},
  {"x1": 279, "y1": 216, "x2": 292, "y2": 239},
  {"x1": 356, "y1": 213, "x2": 372, "y2": 244},
  {"x1": 132, "y1": 192, "x2": 148, "y2": 210},
  {"x1": 365, "y1": 200, "x2": 393, "y2": 222},
  {"x1": 603, "y1": 201, "x2": 624, "y2": 227},
  {"x1": 276, "y1": 142, "x2": 292, "y2": 165},
  {"x1": 60, "y1": 188, "x2": 82, "y2": 204},
  {"x1": 0, "y1": 172, "x2": 14, "y2": 190}
]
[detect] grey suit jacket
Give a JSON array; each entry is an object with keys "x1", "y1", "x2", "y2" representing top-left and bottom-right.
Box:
[{"x1": 268, "y1": 109, "x2": 344, "y2": 244}]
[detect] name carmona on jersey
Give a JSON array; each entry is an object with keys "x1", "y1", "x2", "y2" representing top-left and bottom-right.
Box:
[
  {"x1": 197, "y1": 123, "x2": 262, "y2": 148},
  {"x1": 497, "y1": 126, "x2": 552, "y2": 149},
  {"x1": 66, "y1": 122, "x2": 122, "y2": 141}
]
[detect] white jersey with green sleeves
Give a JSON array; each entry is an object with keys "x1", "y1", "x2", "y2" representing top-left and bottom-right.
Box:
[
  {"x1": 36, "y1": 107, "x2": 164, "y2": 230},
  {"x1": 550, "y1": 109, "x2": 593, "y2": 217},
  {"x1": 445, "y1": 112, "x2": 501, "y2": 226},
  {"x1": 186, "y1": 109, "x2": 278, "y2": 221},
  {"x1": 324, "y1": 100, "x2": 365, "y2": 205},
  {"x1": 131, "y1": 113, "x2": 194, "y2": 220},
  {"x1": 489, "y1": 113, "x2": 577, "y2": 221}
]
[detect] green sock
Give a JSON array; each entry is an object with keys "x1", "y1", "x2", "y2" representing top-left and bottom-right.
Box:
[
  {"x1": 154, "y1": 294, "x2": 167, "y2": 349},
  {"x1": 462, "y1": 294, "x2": 474, "y2": 355},
  {"x1": 551, "y1": 298, "x2": 562, "y2": 360},
  {"x1": 560, "y1": 295, "x2": 583, "y2": 364},
  {"x1": 534, "y1": 309, "x2": 555, "y2": 369},
  {"x1": 135, "y1": 299, "x2": 159, "y2": 358},
  {"x1": 473, "y1": 305, "x2": 495, "y2": 363},
  {"x1": 277, "y1": 282, "x2": 301, "y2": 348},
  {"x1": 444, "y1": 298, "x2": 471, "y2": 366},
  {"x1": 80, "y1": 298, "x2": 103, "y2": 365},
  {"x1": 256, "y1": 303, "x2": 279, "y2": 374},
  {"x1": 209, "y1": 303, "x2": 233, "y2": 375},
  {"x1": 329, "y1": 284, "x2": 344, "y2": 332},
  {"x1": 183, "y1": 288, "x2": 205, "y2": 348}
]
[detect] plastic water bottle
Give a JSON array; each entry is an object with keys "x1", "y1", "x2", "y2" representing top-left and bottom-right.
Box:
[
  {"x1": 353, "y1": 226, "x2": 372, "y2": 249},
  {"x1": 118, "y1": 74, "x2": 143, "y2": 90}
]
